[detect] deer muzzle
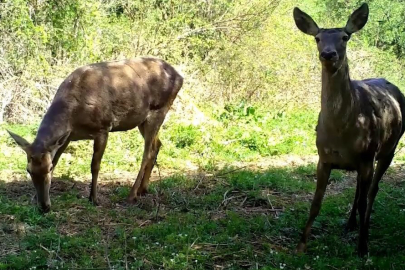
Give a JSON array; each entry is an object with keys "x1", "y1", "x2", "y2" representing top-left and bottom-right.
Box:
[{"x1": 320, "y1": 50, "x2": 338, "y2": 62}]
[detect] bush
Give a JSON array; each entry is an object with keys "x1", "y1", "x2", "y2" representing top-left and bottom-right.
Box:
[
  {"x1": 170, "y1": 125, "x2": 201, "y2": 149},
  {"x1": 0, "y1": 0, "x2": 404, "y2": 124},
  {"x1": 0, "y1": 0, "x2": 280, "y2": 123}
]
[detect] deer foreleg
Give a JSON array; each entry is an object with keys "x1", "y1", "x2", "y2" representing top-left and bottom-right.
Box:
[
  {"x1": 357, "y1": 160, "x2": 374, "y2": 257},
  {"x1": 89, "y1": 132, "x2": 109, "y2": 205},
  {"x1": 296, "y1": 161, "x2": 331, "y2": 253},
  {"x1": 128, "y1": 111, "x2": 166, "y2": 202},
  {"x1": 138, "y1": 138, "x2": 162, "y2": 196},
  {"x1": 346, "y1": 179, "x2": 359, "y2": 232}
]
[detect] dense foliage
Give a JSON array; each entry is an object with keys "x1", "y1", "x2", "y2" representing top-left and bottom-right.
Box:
[
  {"x1": 0, "y1": 0, "x2": 404, "y2": 124},
  {"x1": 320, "y1": 0, "x2": 405, "y2": 58}
]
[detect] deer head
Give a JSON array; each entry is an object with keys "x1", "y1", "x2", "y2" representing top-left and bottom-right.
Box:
[
  {"x1": 7, "y1": 130, "x2": 70, "y2": 213},
  {"x1": 293, "y1": 3, "x2": 369, "y2": 72}
]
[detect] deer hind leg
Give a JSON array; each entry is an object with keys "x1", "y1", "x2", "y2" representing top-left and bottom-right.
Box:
[
  {"x1": 89, "y1": 132, "x2": 109, "y2": 205},
  {"x1": 138, "y1": 138, "x2": 162, "y2": 196},
  {"x1": 137, "y1": 122, "x2": 163, "y2": 196},
  {"x1": 357, "y1": 160, "x2": 374, "y2": 257},
  {"x1": 365, "y1": 152, "x2": 394, "y2": 231},
  {"x1": 296, "y1": 161, "x2": 331, "y2": 253},
  {"x1": 128, "y1": 111, "x2": 166, "y2": 202}
]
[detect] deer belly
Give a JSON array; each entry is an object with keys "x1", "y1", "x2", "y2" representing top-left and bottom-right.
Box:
[
  {"x1": 110, "y1": 110, "x2": 149, "y2": 132},
  {"x1": 110, "y1": 120, "x2": 143, "y2": 132},
  {"x1": 318, "y1": 147, "x2": 358, "y2": 170}
]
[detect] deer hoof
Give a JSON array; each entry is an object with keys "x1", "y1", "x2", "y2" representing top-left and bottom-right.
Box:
[
  {"x1": 357, "y1": 245, "x2": 368, "y2": 257},
  {"x1": 295, "y1": 242, "x2": 307, "y2": 254},
  {"x1": 89, "y1": 196, "x2": 99, "y2": 206},
  {"x1": 137, "y1": 188, "x2": 149, "y2": 196},
  {"x1": 126, "y1": 195, "x2": 138, "y2": 205},
  {"x1": 344, "y1": 220, "x2": 358, "y2": 233}
]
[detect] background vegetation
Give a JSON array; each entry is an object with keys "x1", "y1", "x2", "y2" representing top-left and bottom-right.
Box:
[
  {"x1": 1, "y1": 0, "x2": 405, "y2": 269},
  {"x1": 1, "y1": 0, "x2": 404, "y2": 123}
]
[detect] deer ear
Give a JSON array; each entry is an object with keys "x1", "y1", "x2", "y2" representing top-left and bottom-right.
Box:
[
  {"x1": 7, "y1": 129, "x2": 31, "y2": 153},
  {"x1": 345, "y1": 3, "x2": 369, "y2": 34},
  {"x1": 46, "y1": 132, "x2": 71, "y2": 152},
  {"x1": 293, "y1": 7, "x2": 319, "y2": 36}
]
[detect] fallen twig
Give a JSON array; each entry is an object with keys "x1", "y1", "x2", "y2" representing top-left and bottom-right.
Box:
[
  {"x1": 240, "y1": 208, "x2": 282, "y2": 213},
  {"x1": 69, "y1": 267, "x2": 105, "y2": 270},
  {"x1": 267, "y1": 194, "x2": 279, "y2": 218},
  {"x1": 39, "y1": 244, "x2": 64, "y2": 262},
  {"x1": 239, "y1": 196, "x2": 248, "y2": 207},
  {"x1": 138, "y1": 219, "x2": 152, "y2": 227},
  {"x1": 190, "y1": 237, "x2": 200, "y2": 248},
  {"x1": 124, "y1": 231, "x2": 128, "y2": 270},
  {"x1": 214, "y1": 165, "x2": 249, "y2": 178},
  {"x1": 55, "y1": 221, "x2": 65, "y2": 266},
  {"x1": 193, "y1": 176, "x2": 205, "y2": 191},
  {"x1": 102, "y1": 222, "x2": 132, "y2": 227},
  {"x1": 104, "y1": 226, "x2": 112, "y2": 270},
  {"x1": 199, "y1": 243, "x2": 231, "y2": 246},
  {"x1": 220, "y1": 195, "x2": 246, "y2": 208}
]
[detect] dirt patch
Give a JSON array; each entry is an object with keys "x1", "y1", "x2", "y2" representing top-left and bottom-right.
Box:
[{"x1": 0, "y1": 215, "x2": 28, "y2": 258}]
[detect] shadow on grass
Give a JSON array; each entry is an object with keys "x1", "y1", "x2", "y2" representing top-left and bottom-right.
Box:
[{"x1": 0, "y1": 164, "x2": 404, "y2": 269}]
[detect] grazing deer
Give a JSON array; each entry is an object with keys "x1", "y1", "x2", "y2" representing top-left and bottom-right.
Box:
[
  {"x1": 293, "y1": 3, "x2": 405, "y2": 256},
  {"x1": 7, "y1": 57, "x2": 183, "y2": 213}
]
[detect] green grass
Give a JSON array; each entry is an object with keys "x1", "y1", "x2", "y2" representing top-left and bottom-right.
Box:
[
  {"x1": 0, "y1": 165, "x2": 404, "y2": 269},
  {"x1": 1, "y1": 107, "x2": 405, "y2": 269}
]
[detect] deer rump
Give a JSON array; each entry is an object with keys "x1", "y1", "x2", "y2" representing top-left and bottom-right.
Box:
[{"x1": 316, "y1": 78, "x2": 405, "y2": 170}]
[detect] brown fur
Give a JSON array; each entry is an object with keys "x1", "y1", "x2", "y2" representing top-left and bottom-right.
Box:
[
  {"x1": 7, "y1": 57, "x2": 183, "y2": 213},
  {"x1": 293, "y1": 3, "x2": 405, "y2": 256}
]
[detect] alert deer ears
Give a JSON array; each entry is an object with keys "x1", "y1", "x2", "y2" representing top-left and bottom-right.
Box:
[
  {"x1": 293, "y1": 7, "x2": 319, "y2": 36},
  {"x1": 294, "y1": 3, "x2": 369, "y2": 36},
  {"x1": 46, "y1": 132, "x2": 71, "y2": 152},
  {"x1": 345, "y1": 3, "x2": 369, "y2": 34},
  {"x1": 7, "y1": 130, "x2": 31, "y2": 153}
]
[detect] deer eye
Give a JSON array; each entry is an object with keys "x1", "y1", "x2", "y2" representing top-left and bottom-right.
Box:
[
  {"x1": 315, "y1": 37, "x2": 320, "y2": 43},
  {"x1": 49, "y1": 165, "x2": 54, "y2": 172},
  {"x1": 342, "y1": 35, "x2": 349, "y2": 41}
]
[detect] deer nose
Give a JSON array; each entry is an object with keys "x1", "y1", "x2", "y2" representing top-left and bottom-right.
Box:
[{"x1": 320, "y1": 51, "x2": 338, "y2": 61}]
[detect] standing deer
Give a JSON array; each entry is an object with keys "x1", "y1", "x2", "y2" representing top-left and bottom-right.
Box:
[
  {"x1": 293, "y1": 3, "x2": 405, "y2": 256},
  {"x1": 7, "y1": 57, "x2": 183, "y2": 213}
]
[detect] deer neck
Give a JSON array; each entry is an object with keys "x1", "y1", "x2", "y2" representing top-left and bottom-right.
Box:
[
  {"x1": 320, "y1": 58, "x2": 355, "y2": 129},
  {"x1": 31, "y1": 100, "x2": 70, "y2": 157}
]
